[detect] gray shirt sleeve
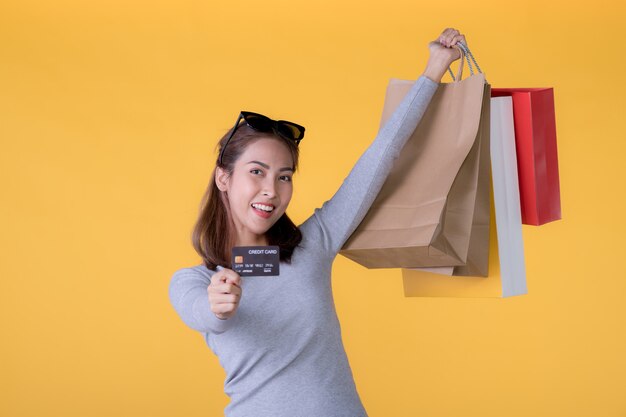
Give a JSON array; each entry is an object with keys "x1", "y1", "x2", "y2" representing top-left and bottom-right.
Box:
[
  {"x1": 168, "y1": 265, "x2": 232, "y2": 334},
  {"x1": 302, "y1": 74, "x2": 439, "y2": 257}
]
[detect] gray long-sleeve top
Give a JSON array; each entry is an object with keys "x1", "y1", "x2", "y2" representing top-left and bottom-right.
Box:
[{"x1": 169, "y1": 75, "x2": 439, "y2": 417}]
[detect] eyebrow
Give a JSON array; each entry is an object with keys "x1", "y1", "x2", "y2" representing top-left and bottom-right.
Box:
[{"x1": 246, "y1": 160, "x2": 294, "y2": 172}]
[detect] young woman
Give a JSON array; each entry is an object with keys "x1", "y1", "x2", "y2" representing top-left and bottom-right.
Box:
[{"x1": 170, "y1": 28, "x2": 468, "y2": 417}]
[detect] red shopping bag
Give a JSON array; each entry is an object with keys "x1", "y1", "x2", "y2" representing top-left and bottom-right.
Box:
[{"x1": 491, "y1": 88, "x2": 561, "y2": 225}]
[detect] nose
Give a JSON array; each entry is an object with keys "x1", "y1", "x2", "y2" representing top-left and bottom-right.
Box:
[{"x1": 262, "y1": 177, "x2": 277, "y2": 198}]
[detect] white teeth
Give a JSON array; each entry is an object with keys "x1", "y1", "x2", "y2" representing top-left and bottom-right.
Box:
[{"x1": 252, "y1": 203, "x2": 274, "y2": 212}]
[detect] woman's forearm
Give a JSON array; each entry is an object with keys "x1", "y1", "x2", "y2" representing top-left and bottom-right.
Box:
[{"x1": 421, "y1": 54, "x2": 451, "y2": 84}]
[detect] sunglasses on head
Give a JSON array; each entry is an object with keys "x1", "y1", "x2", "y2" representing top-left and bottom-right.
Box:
[{"x1": 218, "y1": 111, "x2": 306, "y2": 165}]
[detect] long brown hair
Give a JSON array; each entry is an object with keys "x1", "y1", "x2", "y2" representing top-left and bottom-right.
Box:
[{"x1": 192, "y1": 123, "x2": 303, "y2": 271}]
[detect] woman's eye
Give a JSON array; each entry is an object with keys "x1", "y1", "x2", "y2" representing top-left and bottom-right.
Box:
[
  {"x1": 280, "y1": 175, "x2": 292, "y2": 182},
  {"x1": 250, "y1": 169, "x2": 262, "y2": 175}
]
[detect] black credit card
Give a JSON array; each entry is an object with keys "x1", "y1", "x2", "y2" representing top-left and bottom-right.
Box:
[{"x1": 231, "y1": 245, "x2": 280, "y2": 276}]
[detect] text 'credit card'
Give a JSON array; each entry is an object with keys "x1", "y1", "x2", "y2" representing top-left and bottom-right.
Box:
[{"x1": 231, "y1": 245, "x2": 280, "y2": 276}]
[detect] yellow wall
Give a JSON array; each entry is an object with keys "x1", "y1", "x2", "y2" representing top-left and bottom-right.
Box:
[{"x1": 2, "y1": 1, "x2": 625, "y2": 416}]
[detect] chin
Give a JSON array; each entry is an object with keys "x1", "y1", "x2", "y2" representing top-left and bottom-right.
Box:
[{"x1": 262, "y1": 215, "x2": 282, "y2": 231}]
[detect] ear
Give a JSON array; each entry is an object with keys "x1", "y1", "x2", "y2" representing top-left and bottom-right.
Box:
[{"x1": 215, "y1": 166, "x2": 230, "y2": 192}]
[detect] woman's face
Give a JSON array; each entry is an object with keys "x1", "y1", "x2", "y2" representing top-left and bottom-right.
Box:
[{"x1": 216, "y1": 137, "x2": 295, "y2": 246}]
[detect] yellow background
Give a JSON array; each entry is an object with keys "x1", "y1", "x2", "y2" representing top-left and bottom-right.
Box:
[{"x1": 1, "y1": 1, "x2": 625, "y2": 416}]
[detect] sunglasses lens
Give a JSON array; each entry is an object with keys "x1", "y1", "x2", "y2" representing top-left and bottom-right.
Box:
[
  {"x1": 244, "y1": 113, "x2": 272, "y2": 132},
  {"x1": 276, "y1": 122, "x2": 304, "y2": 141}
]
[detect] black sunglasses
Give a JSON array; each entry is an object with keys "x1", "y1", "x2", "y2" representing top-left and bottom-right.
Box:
[{"x1": 218, "y1": 111, "x2": 306, "y2": 165}]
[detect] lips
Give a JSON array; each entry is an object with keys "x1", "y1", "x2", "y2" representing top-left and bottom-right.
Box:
[
  {"x1": 251, "y1": 202, "x2": 274, "y2": 219},
  {"x1": 251, "y1": 202, "x2": 274, "y2": 211}
]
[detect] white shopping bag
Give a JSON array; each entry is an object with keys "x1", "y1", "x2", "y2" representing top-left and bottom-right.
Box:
[{"x1": 489, "y1": 96, "x2": 527, "y2": 296}]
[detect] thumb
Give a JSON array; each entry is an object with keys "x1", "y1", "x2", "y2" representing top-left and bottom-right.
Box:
[{"x1": 226, "y1": 274, "x2": 242, "y2": 287}]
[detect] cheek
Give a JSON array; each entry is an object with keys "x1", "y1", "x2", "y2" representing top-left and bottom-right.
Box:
[
  {"x1": 230, "y1": 176, "x2": 254, "y2": 201},
  {"x1": 282, "y1": 185, "x2": 293, "y2": 205},
  {"x1": 227, "y1": 186, "x2": 250, "y2": 210}
]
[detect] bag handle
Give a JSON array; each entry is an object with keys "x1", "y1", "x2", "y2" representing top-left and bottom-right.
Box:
[{"x1": 446, "y1": 41, "x2": 483, "y2": 81}]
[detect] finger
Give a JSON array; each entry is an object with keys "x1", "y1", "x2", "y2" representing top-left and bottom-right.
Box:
[
  {"x1": 216, "y1": 283, "x2": 241, "y2": 296},
  {"x1": 441, "y1": 27, "x2": 455, "y2": 37},
  {"x1": 223, "y1": 282, "x2": 243, "y2": 296},
  {"x1": 449, "y1": 34, "x2": 464, "y2": 47},
  {"x1": 211, "y1": 293, "x2": 240, "y2": 304},
  {"x1": 212, "y1": 303, "x2": 236, "y2": 315},
  {"x1": 454, "y1": 35, "x2": 467, "y2": 49},
  {"x1": 221, "y1": 268, "x2": 242, "y2": 287},
  {"x1": 210, "y1": 270, "x2": 241, "y2": 289},
  {"x1": 211, "y1": 282, "x2": 238, "y2": 294},
  {"x1": 446, "y1": 33, "x2": 460, "y2": 47},
  {"x1": 226, "y1": 275, "x2": 242, "y2": 288},
  {"x1": 442, "y1": 28, "x2": 460, "y2": 46},
  {"x1": 208, "y1": 281, "x2": 227, "y2": 293},
  {"x1": 210, "y1": 273, "x2": 226, "y2": 285}
]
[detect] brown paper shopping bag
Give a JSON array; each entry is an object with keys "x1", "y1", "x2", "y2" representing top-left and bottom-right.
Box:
[
  {"x1": 402, "y1": 189, "x2": 502, "y2": 297},
  {"x1": 339, "y1": 49, "x2": 490, "y2": 270},
  {"x1": 402, "y1": 96, "x2": 528, "y2": 297},
  {"x1": 412, "y1": 63, "x2": 492, "y2": 277}
]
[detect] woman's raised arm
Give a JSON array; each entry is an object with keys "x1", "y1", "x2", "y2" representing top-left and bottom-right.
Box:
[{"x1": 301, "y1": 29, "x2": 467, "y2": 258}]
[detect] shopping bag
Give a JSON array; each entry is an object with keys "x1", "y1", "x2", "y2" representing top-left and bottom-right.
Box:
[
  {"x1": 491, "y1": 87, "x2": 561, "y2": 225},
  {"x1": 411, "y1": 68, "x2": 492, "y2": 277},
  {"x1": 339, "y1": 47, "x2": 489, "y2": 269},
  {"x1": 402, "y1": 96, "x2": 528, "y2": 297}
]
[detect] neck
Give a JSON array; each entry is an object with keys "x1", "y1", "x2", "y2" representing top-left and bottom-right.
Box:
[{"x1": 235, "y1": 234, "x2": 268, "y2": 247}]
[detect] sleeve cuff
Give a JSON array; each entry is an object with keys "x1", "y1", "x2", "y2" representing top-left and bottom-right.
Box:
[{"x1": 418, "y1": 74, "x2": 439, "y2": 92}]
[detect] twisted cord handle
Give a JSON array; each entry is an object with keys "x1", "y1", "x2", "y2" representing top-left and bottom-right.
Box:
[{"x1": 446, "y1": 41, "x2": 482, "y2": 81}]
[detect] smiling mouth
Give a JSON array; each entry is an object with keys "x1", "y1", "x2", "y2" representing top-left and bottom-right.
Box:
[{"x1": 251, "y1": 203, "x2": 275, "y2": 213}]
